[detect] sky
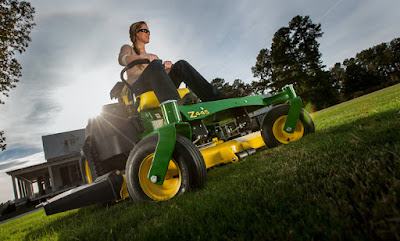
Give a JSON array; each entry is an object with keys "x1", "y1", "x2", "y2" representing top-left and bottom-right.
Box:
[{"x1": 1, "y1": 0, "x2": 399, "y2": 203}]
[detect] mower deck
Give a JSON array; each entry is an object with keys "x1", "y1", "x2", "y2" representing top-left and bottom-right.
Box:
[
  {"x1": 200, "y1": 131, "x2": 265, "y2": 168},
  {"x1": 42, "y1": 132, "x2": 265, "y2": 215}
]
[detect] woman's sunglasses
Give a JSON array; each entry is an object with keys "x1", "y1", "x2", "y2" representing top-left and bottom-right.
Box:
[{"x1": 138, "y1": 29, "x2": 150, "y2": 34}]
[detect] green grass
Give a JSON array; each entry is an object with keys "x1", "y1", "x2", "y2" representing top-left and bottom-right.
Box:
[{"x1": 1, "y1": 84, "x2": 399, "y2": 241}]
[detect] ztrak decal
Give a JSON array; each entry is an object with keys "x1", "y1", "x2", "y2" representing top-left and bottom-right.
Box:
[{"x1": 187, "y1": 110, "x2": 210, "y2": 118}]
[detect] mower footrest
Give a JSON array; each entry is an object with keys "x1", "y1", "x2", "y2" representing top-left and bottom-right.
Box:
[{"x1": 42, "y1": 171, "x2": 124, "y2": 215}]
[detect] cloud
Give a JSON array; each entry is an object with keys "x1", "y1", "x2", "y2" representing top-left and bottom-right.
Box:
[
  {"x1": 0, "y1": 7, "x2": 117, "y2": 150},
  {"x1": 0, "y1": 161, "x2": 30, "y2": 171},
  {"x1": 25, "y1": 99, "x2": 62, "y2": 125},
  {"x1": 318, "y1": 0, "x2": 400, "y2": 68},
  {"x1": 0, "y1": 147, "x2": 42, "y2": 163}
]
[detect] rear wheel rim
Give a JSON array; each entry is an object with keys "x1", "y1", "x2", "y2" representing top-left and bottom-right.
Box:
[
  {"x1": 272, "y1": 115, "x2": 304, "y2": 144},
  {"x1": 84, "y1": 160, "x2": 93, "y2": 183},
  {"x1": 138, "y1": 154, "x2": 182, "y2": 201}
]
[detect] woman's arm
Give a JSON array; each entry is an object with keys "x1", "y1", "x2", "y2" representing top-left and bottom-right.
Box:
[
  {"x1": 126, "y1": 53, "x2": 159, "y2": 64},
  {"x1": 118, "y1": 44, "x2": 159, "y2": 66}
]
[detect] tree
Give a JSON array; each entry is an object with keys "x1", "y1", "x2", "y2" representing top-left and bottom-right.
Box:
[
  {"x1": 1, "y1": 0, "x2": 35, "y2": 150},
  {"x1": 252, "y1": 15, "x2": 339, "y2": 110},
  {"x1": 211, "y1": 78, "x2": 254, "y2": 98},
  {"x1": 211, "y1": 77, "x2": 233, "y2": 96},
  {"x1": 251, "y1": 48, "x2": 272, "y2": 93},
  {"x1": 335, "y1": 38, "x2": 400, "y2": 99},
  {"x1": 0, "y1": 131, "x2": 5, "y2": 151},
  {"x1": 329, "y1": 62, "x2": 346, "y2": 100},
  {"x1": 341, "y1": 58, "x2": 381, "y2": 99},
  {"x1": 355, "y1": 38, "x2": 400, "y2": 87},
  {"x1": 388, "y1": 38, "x2": 400, "y2": 83},
  {"x1": 231, "y1": 79, "x2": 253, "y2": 97}
]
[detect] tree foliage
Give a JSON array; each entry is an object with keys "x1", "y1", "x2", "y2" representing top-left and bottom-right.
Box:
[
  {"x1": 342, "y1": 58, "x2": 380, "y2": 98},
  {"x1": 356, "y1": 39, "x2": 400, "y2": 84},
  {"x1": 331, "y1": 38, "x2": 400, "y2": 99},
  {"x1": 227, "y1": 16, "x2": 398, "y2": 110},
  {"x1": 211, "y1": 78, "x2": 254, "y2": 98},
  {"x1": 252, "y1": 15, "x2": 338, "y2": 110},
  {"x1": 1, "y1": 0, "x2": 35, "y2": 104},
  {"x1": 0, "y1": 130, "x2": 5, "y2": 151},
  {"x1": 252, "y1": 15, "x2": 399, "y2": 107},
  {"x1": 0, "y1": 0, "x2": 35, "y2": 151}
]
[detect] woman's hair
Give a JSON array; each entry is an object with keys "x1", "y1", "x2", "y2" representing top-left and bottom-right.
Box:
[{"x1": 129, "y1": 21, "x2": 147, "y2": 55}]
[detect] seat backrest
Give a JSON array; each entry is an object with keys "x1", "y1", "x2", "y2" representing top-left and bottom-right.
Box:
[
  {"x1": 137, "y1": 88, "x2": 190, "y2": 112},
  {"x1": 120, "y1": 85, "x2": 132, "y2": 106}
]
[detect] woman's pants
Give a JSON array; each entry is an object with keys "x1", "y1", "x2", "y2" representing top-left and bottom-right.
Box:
[{"x1": 131, "y1": 60, "x2": 222, "y2": 103}]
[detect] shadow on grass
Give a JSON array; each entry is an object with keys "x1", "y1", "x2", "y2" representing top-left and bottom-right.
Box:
[
  {"x1": 22, "y1": 205, "x2": 88, "y2": 240},
  {"x1": 24, "y1": 109, "x2": 400, "y2": 241},
  {"x1": 24, "y1": 201, "x2": 133, "y2": 240}
]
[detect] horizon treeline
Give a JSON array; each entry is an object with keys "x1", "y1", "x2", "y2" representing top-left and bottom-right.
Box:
[{"x1": 212, "y1": 15, "x2": 400, "y2": 111}]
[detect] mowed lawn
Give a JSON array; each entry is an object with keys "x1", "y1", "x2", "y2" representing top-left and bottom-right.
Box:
[{"x1": 1, "y1": 84, "x2": 399, "y2": 241}]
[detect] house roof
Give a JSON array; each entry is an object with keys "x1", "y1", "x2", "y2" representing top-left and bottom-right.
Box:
[
  {"x1": 42, "y1": 129, "x2": 85, "y2": 161},
  {"x1": 6, "y1": 161, "x2": 49, "y2": 181}
]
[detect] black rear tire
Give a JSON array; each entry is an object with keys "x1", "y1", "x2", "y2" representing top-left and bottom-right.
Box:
[
  {"x1": 81, "y1": 137, "x2": 122, "y2": 181},
  {"x1": 261, "y1": 104, "x2": 314, "y2": 147},
  {"x1": 125, "y1": 134, "x2": 206, "y2": 202}
]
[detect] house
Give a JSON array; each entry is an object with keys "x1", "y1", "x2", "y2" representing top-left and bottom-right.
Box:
[{"x1": 6, "y1": 129, "x2": 86, "y2": 203}]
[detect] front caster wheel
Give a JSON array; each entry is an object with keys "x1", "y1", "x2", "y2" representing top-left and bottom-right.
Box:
[
  {"x1": 125, "y1": 134, "x2": 206, "y2": 202},
  {"x1": 261, "y1": 104, "x2": 315, "y2": 147}
]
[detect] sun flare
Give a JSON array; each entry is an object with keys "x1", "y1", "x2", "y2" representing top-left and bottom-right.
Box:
[{"x1": 50, "y1": 69, "x2": 119, "y2": 132}]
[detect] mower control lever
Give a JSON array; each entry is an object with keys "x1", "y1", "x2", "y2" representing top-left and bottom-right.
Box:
[{"x1": 120, "y1": 59, "x2": 150, "y2": 91}]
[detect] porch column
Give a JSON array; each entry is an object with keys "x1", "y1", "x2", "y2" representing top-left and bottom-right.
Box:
[
  {"x1": 26, "y1": 181, "x2": 33, "y2": 198},
  {"x1": 44, "y1": 173, "x2": 51, "y2": 193},
  {"x1": 18, "y1": 179, "x2": 23, "y2": 198},
  {"x1": 31, "y1": 182, "x2": 34, "y2": 198},
  {"x1": 37, "y1": 176, "x2": 44, "y2": 195},
  {"x1": 22, "y1": 180, "x2": 27, "y2": 198},
  {"x1": 48, "y1": 166, "x2": 56, "y2": 192},
  {"x1": 37, "y1": 179, "x2": 41, "y2": 195},
  {"x1": 11, "y1": 176, "x2": 18, "y2": 200}
]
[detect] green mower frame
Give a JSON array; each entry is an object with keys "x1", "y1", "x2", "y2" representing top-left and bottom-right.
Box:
[{"x1": 147, "y1": 85, "x2": 303, "y2": 186}]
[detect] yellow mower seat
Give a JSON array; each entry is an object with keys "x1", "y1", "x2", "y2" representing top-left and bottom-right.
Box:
[{"x1": 137, "y1": 88, "x2": 190, "y2": 112}]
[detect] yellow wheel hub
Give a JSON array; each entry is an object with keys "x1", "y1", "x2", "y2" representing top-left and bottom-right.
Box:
[
  {"x1": 84, "y1": 160, "x2": 93, "y2": 183},
  {"x1": 139, "y1": 154, "x2": 182, "y2": 201},
  {"x1": 272, "y1": 115, "x2": 304, "y2": 144}
]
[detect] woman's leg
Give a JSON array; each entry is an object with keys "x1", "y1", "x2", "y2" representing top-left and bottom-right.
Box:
[
  {"x1": 168, "y1": 60, "x2": 223, "y2": 102},
  {"x1": 131, "y1": 60, "x2": 180, "y2": 103}
]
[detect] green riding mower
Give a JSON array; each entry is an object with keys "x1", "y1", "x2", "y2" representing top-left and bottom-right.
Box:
[{"x1": 42, "y1": 59, "x2": 314, "y2": 215}]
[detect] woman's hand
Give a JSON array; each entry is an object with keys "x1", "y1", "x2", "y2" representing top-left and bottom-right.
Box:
[
  {"x1": 164, "y1": 60, "x2": 173, "y2": 70},
  {"x1": 142, "y1": 53, "x2": 159, "y2": 62}
]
